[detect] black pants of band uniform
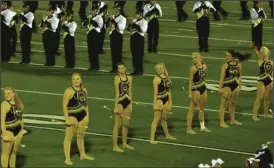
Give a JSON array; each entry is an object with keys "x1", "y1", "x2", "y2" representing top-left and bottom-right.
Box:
[
  {"x1": 66, "y1": 0, "x2": 74, "y2": 13},
  {"x1": 20, "y1": 25, "x2": 32, "y2": 64},
  {"x1": 110, "y1": 29, "x2": 123, "y2": 72},
  {"x1": 175, "y1": 1, "x2": 188, "y2": 22},
  {"x1": 147, "y1": 17, "x2": 159, "y2": 52},
  {"x1": 99, "y1": 19, "x2": 106, "y2": 53},
  {"x1": 212, "y1": 1, "x2": 228, "y2": 20},
  {"x1": 10, "y1": 25, "x2": 17, "y2": 56},
  {"x1": 64, "y1": 34, "x2": 75, "y2": 68},
  {"x1": 79, "y1": 1, "x2": 88, "y2": 23},
  {"x1": 55, "y1": 26, "x2": 61, "y2": 54},
  {"x1": 252, "y1": 23, "x2": 263, "y2": 50},
  {"x1": 240, "y1": 1, "x2": 250, "y2": 20},
  {"x1": 42, "y1": 29, "x2": 57, "y2": 66},
  {"x1": 196, "y1": 16, "x2": 209, "y2": 52},
  {"x1": 130, "y1": 32, "x2": 144, "y2": 74},
  {"x1": 1, "y1": 23, "x2": 11, "y2": 62},
  {"x1": 269, "y1": 1, "x2": 273, "y2": 18},
  {"x1": 136, "y1": 1, "x2": 144, "y2": 11},
  {"x1": 87, "y1": 29, "x2": 99, "y2": 70}
]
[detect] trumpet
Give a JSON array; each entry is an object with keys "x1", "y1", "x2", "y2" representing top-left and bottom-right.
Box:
[
  {"x1": 39, "y1": 13, "x2": 48, "y2": 28},
  {"x1": 105, "y1": 11, "x2": 116, "y2": 30},
  {"x1": 126, "y1": 15, "x2": 137, "y2": 32}
]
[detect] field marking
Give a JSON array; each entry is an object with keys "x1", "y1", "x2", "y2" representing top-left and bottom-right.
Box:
[
  {"x1": 25, "y1": 40, "x2": 258, "y2": 63},
  {"x1": 0, "y1": 88, "x2": 264, "y2": 117},
  {"x1": 159, "y1": 33, "x2": 272, "y2": 45},
  {"x1": 178, "y1": 28, "x2": 194, "y2": 32},
  {"x1": 236, "y1": 22, "x2": 250, "y2": 25},
  {"x1": 156, "y1": 51, "x2": 257, "y2": 63},
  {"x1": 5, "y1": 59, "x2": 259, "y2": 85},
  {"x1": 24, "y1": 125, "x2": 254, "y2": 156},
  {"x1": 210, "y1": 25, "x2": 223, "y2": 28},
  {"x1": 123, "y1": 31, "x2": 272, "y2": 45},
  {"x1": 164, "y1": 31, "x2": 180, "y2": 34},
  {"x1": 159, "y1": 19, "x2": 273, "y2": 29}
]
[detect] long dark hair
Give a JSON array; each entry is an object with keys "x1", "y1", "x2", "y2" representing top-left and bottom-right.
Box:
[{"x1": 227, "y1": 50, "x2": 251, "y2": 62}]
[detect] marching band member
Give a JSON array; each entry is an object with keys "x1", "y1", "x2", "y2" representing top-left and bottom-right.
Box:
[
  {"x1": 252, "y1": 46, "x2": 273, "y2": 121},
  {"x1": 79, "y1": 0, "x2": 89, "y2": 28},
  {"x1": 212, "y1": 1, "x2": 228, "y2": 21},
  {"x1": 50, "y1": 2, "x2": 65, "y2": 55},
  {"x1": 8, "y1": 2, "x2": 18, "y2": 57},
  {"x1": 1, "y1": 87, "x2": 24, "y2": 168},
  {"x1": 240, "y1": 1, "x2": 250, "y2": 20},
  {"x1": 19, "y1": 4, "x2": 34, "y2": 64},
  {"x1": 66, "y1": 0, "x2": 74, "y2": 13},
  {"x1": 1, "y1": 1, "x2": 13, "y2": 62},
  {"x1": 269, "y1": 1, "x2": 273, "y2": 19},
  {"x1": 97, "y1": 1, "x2": 108, "y2": 54},
  {"x1": 61, "y1": 11, "x2": 77, "y2": 68},
  {"x1": 114, "y1": 1, "x2": 126, "y2": 17},
  {"x1": 106, "y1": 3, "x2": 126, "y2": 73},
  {"x1": 175, "y1": 1, "x2": 188, "y2": 22},
  {"x1": 86, "y1": 4, "x2": 103, "y2": 71},
  {"x1": 193, "y1": 1, "x2": 216, "y2": 52},
  {"x1": 136, "y1": 1, "x2": 144, "y2": 11},
  {"x1": 250, "y1": 1, "x2": 266, "y2": 50},
  {"x1": 39, "y1": 6, "x2": 60, "y2": 66},
  {"x1": 128, "y1": 8, "x2": 148, "y2": 76},
  {"x1": 143, "y1": 1, "x2": 162, "y2": 53},
  {"x1": 24, "y1": 1, "x2": 38, "y2": 32}
]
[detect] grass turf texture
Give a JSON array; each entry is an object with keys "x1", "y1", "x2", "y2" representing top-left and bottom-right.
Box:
[{"x1": 1, "y1": 1, "x2": 273, "y2": 167}]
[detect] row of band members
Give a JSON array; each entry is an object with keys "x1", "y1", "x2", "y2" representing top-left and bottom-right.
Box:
[
  {"x1": 1, "y1": 45, "x2": 272, "y2": 166},
  {"x1": 1, "y1": 1, "x2": 268, "y2": 73}
]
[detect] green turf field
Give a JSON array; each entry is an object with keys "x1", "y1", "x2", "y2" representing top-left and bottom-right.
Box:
[{"x1": 1, "y1": 1, "x2": 273, "y2": 167}]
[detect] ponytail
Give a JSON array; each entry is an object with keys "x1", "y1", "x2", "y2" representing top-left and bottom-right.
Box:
[
  {"x1": 80, "y1": 83, "x2": 86, "y2": 92},
  {"x1": 14, "y1": 91, "x2": 24, "y2": 111},
  {"x1": 164, "y1": 68, "x2": 169, "y2": 77},
  {"x1": 227, "y1": 50, "x2": 251, "y2": 62},
  {"x1": 164, "y1": 66, "x2": 172, "y2": 87}
]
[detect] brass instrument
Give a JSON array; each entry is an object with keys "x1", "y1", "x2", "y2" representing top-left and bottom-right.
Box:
[{"x1": 125, "y1": 15, "x2": 136, "y2": 32}]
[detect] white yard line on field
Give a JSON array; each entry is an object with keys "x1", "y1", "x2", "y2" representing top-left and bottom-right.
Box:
[
  {"x1": 20, "y1": 40, "x2": 260, "y2": 63},
  {"x1": 159, "y1": 19, "x2": 272, "y2": 29},
  {"x1": 178, "y1": 28, "x2": 195, "y2": 31},
  {"x1": 0, "y1": 88, "x2": 264, "y2": 117},
  {"x1": 24, "y1": 125, "x2": 255, "y2": 156},
  {"x1": 6, "y1": 60, "x2": 258, "y2": 85}
]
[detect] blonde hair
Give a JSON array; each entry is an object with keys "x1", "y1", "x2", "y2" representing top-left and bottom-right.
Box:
[
  {"x1": 155, "y1": 63, "x2": 168, "y2": 75},
  {"x1": 155, "y1": 63, "x2": 171, "y2": 81},
  {"x1": 192, "y1": 52, "x2": 201, "y2": 57},
  {"x1": 4, "y1": 87, "x2": 24, "y2": 110},
  {"x1": 192, "y1": 52, "x2": 203, "y2": 63},
  {"x1": 259, "y1": 46, "x2": 270, "y2": 58},
  {"x1": 72, "y1": 73, "x2": 86, "y2": 91}
]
